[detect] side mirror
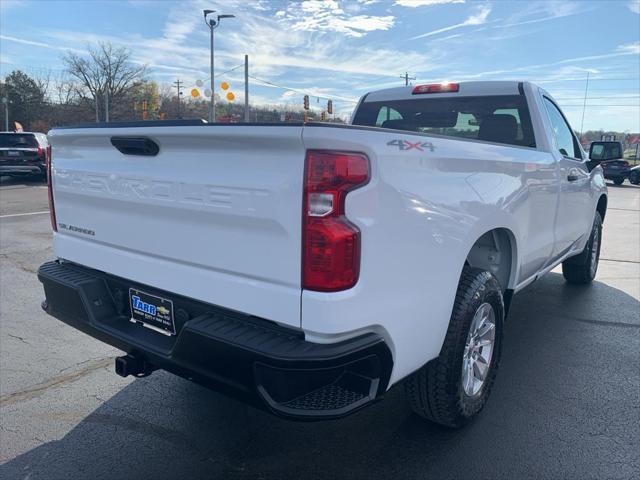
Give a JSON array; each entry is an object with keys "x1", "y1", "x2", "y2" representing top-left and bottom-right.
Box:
[{"x1": 589, "y1": 141, "x2": 623, "y2": 161}]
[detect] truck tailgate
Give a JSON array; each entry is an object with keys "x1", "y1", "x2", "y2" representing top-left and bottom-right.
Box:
[{"x1": 48, "y1": 125, "x2": 305, "y2": 328}]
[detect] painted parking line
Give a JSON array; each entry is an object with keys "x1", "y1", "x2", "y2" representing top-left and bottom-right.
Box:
[
  {"x1": 0, "y1": 185, "x2": 48, "y2": 190},
  {"x1": 0, "y1": 211, "x2": 49, "y2": 219}
]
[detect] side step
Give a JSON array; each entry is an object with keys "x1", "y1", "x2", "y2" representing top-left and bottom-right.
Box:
[{"x1": 280, "y1": 372, "x2": 376, "y2": 413}]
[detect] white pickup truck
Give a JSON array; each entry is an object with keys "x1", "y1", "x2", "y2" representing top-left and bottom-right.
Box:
[{"x1": 39, "y1": 81, "x2": 607, "y2": 427}]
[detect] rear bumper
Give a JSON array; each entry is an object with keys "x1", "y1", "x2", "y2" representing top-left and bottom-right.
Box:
[
  {"x1": 603, "y1": 171, "x2": 629, "y2": 180},
  {"x1": 0, "y1": 163, "x2": 45, "y2": 175},
  {"x1": 38, "y1": 260, "x2": 393, "y2": 420}
]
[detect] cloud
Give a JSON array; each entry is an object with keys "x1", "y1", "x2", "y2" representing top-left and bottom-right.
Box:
[
  {"x1": 394, "y1": 0, "x2": 464, "y2": 7},
  {"x1": 278, "y1": 0, "x2": 395, "y2": 37},
  {"x1": 494, "y1": 1, "x2": 584, "y2": 29},
  {"x1": 628, "y1": 1, "x2": 640, "y2": 14},
  {"x1": 617, "y1": 41, "x2": 640, "y2": 55},
  {"x1": 0, "y1": 34, "x2": 84, "y2": 54},
  {"x1": 411, "y1": 4, "x2": 491, "y2": 39},
  {"x1": 19, "y1": 0, "x2": 434, "y2": 100},
  {"x1": 439, "y1": 42, "x2": 640, "y2": 82},
  {"x1": 0, "y1": 53, "x2": 13, "y2": 65},
  {"x1": 0, "y1": 0, "x2": 25, "y2": 12}
]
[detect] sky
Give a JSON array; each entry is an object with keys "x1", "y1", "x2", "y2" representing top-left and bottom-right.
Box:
[{"x1": 1, "y1": 0, "x2": 639, "y2": 131}]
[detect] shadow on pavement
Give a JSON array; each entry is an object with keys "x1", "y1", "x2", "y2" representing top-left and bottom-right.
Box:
[
  {"x1": 1, "y1": 272, "x2": 638, "y2": 480},
  {"x1": 605, "y1": 181, "x2": 639, "y2": 189}
]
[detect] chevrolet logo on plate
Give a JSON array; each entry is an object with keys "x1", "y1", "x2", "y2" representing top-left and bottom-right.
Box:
[{"x1": 157, "y1": 306, "x2": 170, "y2": 315}]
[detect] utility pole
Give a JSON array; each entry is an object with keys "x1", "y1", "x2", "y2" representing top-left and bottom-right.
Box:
[
  {"x1": 400, "y1": 72, "x2": 415, "y2": 86},
  {"x1": 173, "y1": 78, "x2": 183, "y2": 119},
  {"x1": 95, "y1": 94, "x2": 99, "y2": 123},
  {"x1": 579, "y1": 71, "x2": 590, "y2": 137},
  {"x1": 244, "y1": 54, "x2": 249, "y2": 123}
]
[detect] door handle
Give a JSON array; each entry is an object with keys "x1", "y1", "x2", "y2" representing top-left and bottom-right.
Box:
[
  {"x1": 111, "y1": 137, "x2": 159, "y2": 156},
  {"x1": 567, "y1": 168, "x2": 581, "y2": 182}
]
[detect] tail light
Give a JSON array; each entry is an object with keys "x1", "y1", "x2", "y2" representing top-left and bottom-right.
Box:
[
  {"x1": 302, "y1": 150, "x2": 370, "y2": 292},
  {"x1": 46, "y1": 145, "x2": 57, "y2": 231},
  {"x1": 412, "y1": 83, "x2": 459, "y2": 94},
  {"x1": 36, "y1": 146, "x2": 44, "y2": 158}
]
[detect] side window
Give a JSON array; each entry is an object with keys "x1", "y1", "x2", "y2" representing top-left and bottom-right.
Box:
[
  {"x1": 375, "y1": 107, "x2": 402, "y2": 127},
  {"x1": 543, "y1": 97, "x2": 580, "y2": 159}
]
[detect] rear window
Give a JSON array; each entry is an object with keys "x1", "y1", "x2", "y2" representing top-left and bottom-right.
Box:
[
  {"x1": 0, "y1": 134, "x2": 38, "y2": 148},
  {"x1": 352, "y1": 95, "x2": 536, "y2": 148},
  {"x1": 590, "y1": 143, "x2": 622, "y2": 160}
]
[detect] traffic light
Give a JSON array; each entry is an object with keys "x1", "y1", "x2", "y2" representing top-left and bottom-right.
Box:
[
  {"x1": 327, "y1": 100, "x2": 333, "y2": 115},
  {"x1": 303, "y1": 95, "x2": 309, "y2": 110}
]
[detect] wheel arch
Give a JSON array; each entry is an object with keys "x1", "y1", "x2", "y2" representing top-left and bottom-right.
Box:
[
  {"x1": 596, "y1": 194, "x2": 607, "y2": 223},
  {"x1": 465, "y1": 227, "x2": 518, "y2": 293}
]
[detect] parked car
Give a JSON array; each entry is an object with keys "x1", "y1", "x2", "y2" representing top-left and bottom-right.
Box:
[
  {"x1": 38, "y1": 81, "x2": 607, "y2": 427},
  {"x1": 588, "y1": 141, "x2": 630, "y2": 185},
  {"x1": 628, "y1": 164, "x2": 640, "y2": 185},
  {"x1": 0, "y1": 132, "x2": 50, "y2": 180},
  {"x1": 601, "y1": 159, "x2": 631, "y2": 185}
]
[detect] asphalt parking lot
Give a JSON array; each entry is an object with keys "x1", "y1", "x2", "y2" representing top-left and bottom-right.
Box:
[{"x1": 0, "y1": 176, "x2": 638, "y2": 480}]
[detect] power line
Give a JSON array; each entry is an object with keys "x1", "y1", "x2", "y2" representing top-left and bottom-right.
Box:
[
  {"x1": 217, "y1": 64, "x2": 244, "y2": 77},
  {"x1": 538, "y1": 77, "x2": 640, "y2": 82},
  {"x1": 248, "y1": 74, "x2": 358, "y2": 104}
]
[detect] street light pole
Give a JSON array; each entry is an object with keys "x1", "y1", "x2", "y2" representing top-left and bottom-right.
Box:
[
  {"x1": 204, "y1": 10, "x2": 235, "y2": 123},
  {"x1": 210, "y1": 20, "x2": 215, "y2": 122}
]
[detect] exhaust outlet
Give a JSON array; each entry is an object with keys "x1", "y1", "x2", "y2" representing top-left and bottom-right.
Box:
[{"x1": 115, "y1": 354, "x2": 156, "y2": 378}]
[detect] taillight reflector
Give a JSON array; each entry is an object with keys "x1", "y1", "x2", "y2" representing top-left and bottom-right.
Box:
[
  {"x1": 412, "y1": 83, "x2": 459, "y2": 94},
  {"x1": 46, "y1": 145, "x2": 57, "y2": 231},
  {"x1": 302, "y1": 150, "x2": 370, "y2": 292}
]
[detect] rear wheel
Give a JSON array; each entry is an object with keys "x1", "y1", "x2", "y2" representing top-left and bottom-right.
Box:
[
  {"x1": 562, "y1": 211, "x2": 602, "y2": 284},
  {"x1": 613, "y1": 177, "x2": 624, "y2": 185},
  {"x1": 405, "y1": 267, "x2": 504, "y2": 428}
]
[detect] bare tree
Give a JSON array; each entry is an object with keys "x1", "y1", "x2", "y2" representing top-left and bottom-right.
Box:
[
  {"x1": 63, "y1": 42, "x2": 146, "y2": 121},
  {"x1": 52, "y1": 78, "x2": 79, "y2": 106}
]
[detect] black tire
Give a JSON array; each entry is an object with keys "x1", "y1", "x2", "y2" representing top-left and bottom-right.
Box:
[
  {"x1": 630, "y1": 171, "x2": 639, "y2": 185},
  {"x1": 613, "y1": 177, "x2": 624, "y2": 185},
  {"x1": 562, "y1": 211, "x2": 602, "y2": 284},
  {"x1": 405, "y1": 267, "x2": 504, "y2": 428}
]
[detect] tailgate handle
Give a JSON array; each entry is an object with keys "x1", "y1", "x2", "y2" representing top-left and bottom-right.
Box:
[{"x1": 110, "y1": 137, "x2": 159, "y2": 156}]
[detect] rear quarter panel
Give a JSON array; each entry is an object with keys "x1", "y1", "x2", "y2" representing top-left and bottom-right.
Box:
[{"x1": 301, "y1": 125, "x2": 554, "y2": 385}]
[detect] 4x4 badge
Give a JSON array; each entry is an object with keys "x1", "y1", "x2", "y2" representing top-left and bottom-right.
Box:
[{"x1": 387, "y1": 139, "x2": 435, "y2": 152}]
